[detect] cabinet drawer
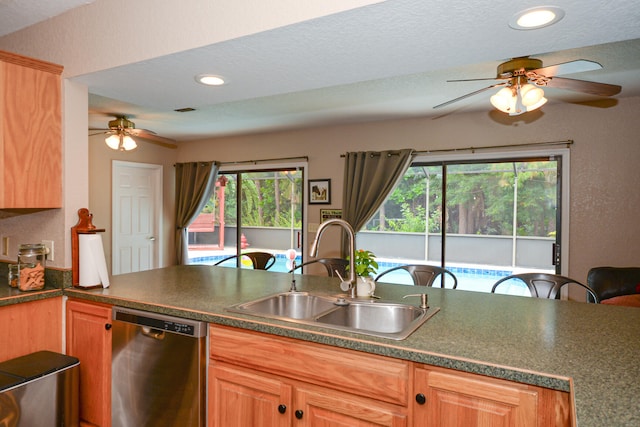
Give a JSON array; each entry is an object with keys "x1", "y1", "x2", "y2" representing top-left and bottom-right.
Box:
[{"x1": 210, "y1": 325, "x2": 409, "y2": 406}]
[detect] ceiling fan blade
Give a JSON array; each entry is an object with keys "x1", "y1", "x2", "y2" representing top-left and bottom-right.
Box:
[
  {"x1": 447, "y1": 77, "x2": 507, "y2": 82},
  {"x1": 127, "y1": 129, "x2": 178, "y2": 149},
  {"x1": 532, "y1": 59, "x2": 602, "y2": 77},
  {"x1": 433, "y1": 83, "x2": 507, "y2": 109},
  {"x1": 544, "y1": 76, "x2": 621, "y2": 96}
]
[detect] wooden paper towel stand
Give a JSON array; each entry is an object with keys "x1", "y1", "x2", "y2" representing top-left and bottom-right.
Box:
[{"x1": 71, "y1": 208, "x2": 105, "y2": 287}]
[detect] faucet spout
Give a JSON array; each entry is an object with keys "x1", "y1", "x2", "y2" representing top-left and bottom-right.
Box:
[{"x1": 310, "y1": 218, "x2": 357, "y2": 297}]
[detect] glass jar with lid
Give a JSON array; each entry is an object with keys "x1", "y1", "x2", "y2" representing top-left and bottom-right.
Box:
[
  {"x1": 8, "y1": 264, "x2": 19, "y2": 288},
  {"x1": 17, "y1": 243, "x2": 46, "y2": 291}
]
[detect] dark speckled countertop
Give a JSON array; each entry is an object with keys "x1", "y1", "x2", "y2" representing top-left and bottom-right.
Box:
[{"x1": 4, "y1": 265, "x2": 639, "y2": 426}]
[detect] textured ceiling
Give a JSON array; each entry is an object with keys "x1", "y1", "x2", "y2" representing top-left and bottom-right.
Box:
[
  {"x1": 0, "y1": 0, "x2": 96, "y2": 37},
  {"x1": 2, "y1": 0, "x2": 640, "y2": 143}
]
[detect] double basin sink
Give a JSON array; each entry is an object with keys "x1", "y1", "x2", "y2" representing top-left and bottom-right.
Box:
[{"x1": 226, "y1": 291, "x2": 439, "y2": 340}]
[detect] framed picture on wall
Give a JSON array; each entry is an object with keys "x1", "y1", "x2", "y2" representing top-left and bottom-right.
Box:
[
  {"x1": 320, "y1": 209, "x2": 342, "y2": 222},
  {"x1": 309, "y1": 179, "x2": 331, "y2": 204}
]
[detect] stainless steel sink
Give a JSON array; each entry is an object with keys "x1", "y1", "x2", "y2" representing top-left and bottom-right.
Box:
[
  {"x1": 314, "y1": 301, "x2": 430, "y2": 338},
  {"x1": 226, "y1": 292, "x2": 439, "y2": 340},
  {"x1": 227, "y1": 292, "x2": 337, "y2": 320}
]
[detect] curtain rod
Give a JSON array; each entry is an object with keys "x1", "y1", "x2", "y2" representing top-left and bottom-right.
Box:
[
  {"x1": 175, "y1": 156, "x2": 308, "y2": 167},
  {"x1": 339, "y1": 140, "x2": 573, "y2": 157},
  {"x1": 219, "y1": 155, "x2": 308, "y2": 166},
  {"x1": 414, "y1": 139, "x2": 573, "y2": 155}
]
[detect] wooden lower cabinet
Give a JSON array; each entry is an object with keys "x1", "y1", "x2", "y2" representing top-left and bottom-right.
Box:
[
  {"x1": 412, "y1": 366, "x2": 572, "y2": 427},
  {"x1": 210, "y1": 362, "x2": 292, "y2": 427},
  {"x1": 0, "y1": 296, "x2": 62, "y2": 362},
  {"x1": 209, "y1": 361, "x2": 407, "y2": 427},
  {"x1": 209, "y1": 325, "x2": 572, "y2": 427},
  {"x1": 66, "y1": 299, "x2": 112, "y2": 427},
  {"x1": 208, "y1": 325, "x2": 408, "y2": 427}
]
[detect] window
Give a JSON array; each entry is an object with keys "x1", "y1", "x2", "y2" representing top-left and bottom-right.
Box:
[
  {"x1": 359, "y1": 150, "x2": 567, "y2": 293},
  {"x1": 188, "y1": 167, "x2": 304, "y2": 270}
]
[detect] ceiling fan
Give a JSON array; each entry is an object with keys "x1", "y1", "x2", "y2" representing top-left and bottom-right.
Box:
[
  {"x1": 433, "y1": 57, "x2": 622, "y2": 116},
  {"x1": 90, "y1": 116, "x2": 178, "y2": 151}
]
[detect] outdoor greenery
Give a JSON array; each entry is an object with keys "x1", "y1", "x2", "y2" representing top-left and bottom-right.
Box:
[
  {"x1": 201, "y1": 160, "x2": 557, "y2": 239},
  {"x1": 205, "y1": 170, "x2": 303, "y2": 228},
  {"x1": 365, "y1": 160, "x2": 558, "y2": 237}
]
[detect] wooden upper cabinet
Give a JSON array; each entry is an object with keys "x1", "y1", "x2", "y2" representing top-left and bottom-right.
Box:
[{"x1": 0, "y1": 50, "x2": 63, "y2": 209}]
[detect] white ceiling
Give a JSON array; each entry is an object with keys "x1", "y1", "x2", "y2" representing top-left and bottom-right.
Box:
[{"x1": 3, "y1": 0, "x2": 640, "y2": 143}]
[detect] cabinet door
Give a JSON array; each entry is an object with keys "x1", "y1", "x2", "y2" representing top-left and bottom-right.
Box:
[
  {"x1": 295, "y1": 384, "x2": 408, "y2": 427},
  {"x1": 0, "y1": 297, "x2": 62, "y2": 362},
  {"x1": 209, "y1": 362, "x2": 292, "y2": 427},
  {"x1": 0, "y1": 54, "x2": 62, "y2": 208},
  {"x1": 66, "y1": 299, "x2": 112, "y2": 427},
  {"x1": 414, "y1": 367, "x2": 538, "y2": 427}
]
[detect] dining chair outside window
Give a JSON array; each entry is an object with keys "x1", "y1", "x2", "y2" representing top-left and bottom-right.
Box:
[
  {"x1": 491, "y1": 273, "x2": 599, "y2": 302},
  {"x1": 288, "y1": 258, "x2": 349, "y2": 278},
  {"x1": 375, "y1": 265, "x2": 458, "y2": 288},
  {"x1": 214, "y1": 252, "x2": 276, "y2": 270}
]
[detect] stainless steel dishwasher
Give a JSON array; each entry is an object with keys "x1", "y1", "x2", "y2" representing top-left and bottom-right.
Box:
[{"x1": 111, "y1": 307, "x2": 207, "y2": 427}]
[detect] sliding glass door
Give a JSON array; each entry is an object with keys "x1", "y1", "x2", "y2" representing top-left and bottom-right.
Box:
[
  {"x1": 360, "y1": 154, "x2": 562, "y2": 292},
  {"x1": 188, "y1": 168, "x2": 303, "y2": 270}
]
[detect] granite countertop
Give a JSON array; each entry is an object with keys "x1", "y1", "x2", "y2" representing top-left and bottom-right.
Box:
[
  {"x1": 0, "y1": 285, "x2": 63, "y2": 306},
  {"x1": 4, "y1": 265, "x2": 639, "y2": 426}
]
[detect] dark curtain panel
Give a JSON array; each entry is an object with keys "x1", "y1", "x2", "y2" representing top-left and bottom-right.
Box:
[
  {"x1": 175, "y1": 161, "x2": 219, "y2": 265},
  {"x1": 341, "y1": 149, "x2": 413, "y2": 252}
]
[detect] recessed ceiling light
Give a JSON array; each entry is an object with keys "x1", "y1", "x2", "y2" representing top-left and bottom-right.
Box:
[
  {"x1": 195, "y1": 74, "x2": 225, "y2": 86},
  {"x1": 509, "y1": 6, "x2": 565, "y2": 30}
]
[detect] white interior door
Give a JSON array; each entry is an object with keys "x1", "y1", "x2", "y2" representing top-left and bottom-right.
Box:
[{"x1": 112, "y1": 161, "x2": 162, "y2": 275}]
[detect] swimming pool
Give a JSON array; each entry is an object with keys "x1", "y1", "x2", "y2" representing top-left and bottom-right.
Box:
[{"x1": 189, "y1": 253, "x2": 519, "y2": 294}]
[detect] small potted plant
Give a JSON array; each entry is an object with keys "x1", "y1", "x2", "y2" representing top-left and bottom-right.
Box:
[
  {"x1": 348, "y1": 249, "x2": 378, "y2": 297},
  {"x1": 349, "y1": 249, "x2": 378, "y2": 277}
]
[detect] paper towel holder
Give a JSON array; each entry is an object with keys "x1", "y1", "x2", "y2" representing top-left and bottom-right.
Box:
[{"x1": 71, "y1": 208, "x2": 105, "y2": 288}]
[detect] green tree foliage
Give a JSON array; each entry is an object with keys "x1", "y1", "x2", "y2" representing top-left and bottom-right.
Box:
[
  {"x1": 206, "y1": 171, "x2": 302, "y2": 228},
  {"x1": 365, "y1": 160, "x2": 557, "y2": 237}
]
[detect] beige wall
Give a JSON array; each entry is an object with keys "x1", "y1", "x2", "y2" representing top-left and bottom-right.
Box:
[
  {"x1": 165, "y1": 96, "x2": 640, "y2": 286},
  {"x1": 88, "y1": 135, "x2": 177, "y2": 273}
]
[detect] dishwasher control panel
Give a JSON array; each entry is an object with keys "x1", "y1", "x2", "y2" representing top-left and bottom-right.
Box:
[{"x1": 112, "y1": 307, "x2": 207, "y2": 337}]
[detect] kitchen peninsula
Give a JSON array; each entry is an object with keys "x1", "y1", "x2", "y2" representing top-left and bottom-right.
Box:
[{"x1": 2, "y1": 265, "x2": 639, "y2": 426}]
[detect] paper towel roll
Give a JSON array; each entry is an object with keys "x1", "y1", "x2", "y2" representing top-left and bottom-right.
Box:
[{"x1": 79, "y1": 234, "x2": 110, "y2": 288}]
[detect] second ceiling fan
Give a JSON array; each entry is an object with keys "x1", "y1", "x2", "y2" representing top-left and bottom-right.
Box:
[
  {"x1": 434, "y1": 57, "x2": 622, "y2": 116},
  {"x1": 90, "y1": 116, "x2": 178, "y2": 151}
]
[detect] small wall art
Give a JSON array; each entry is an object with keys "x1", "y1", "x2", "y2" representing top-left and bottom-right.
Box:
[{"x1": 309, "y1": 179, "x2": 331, "y2": 204}]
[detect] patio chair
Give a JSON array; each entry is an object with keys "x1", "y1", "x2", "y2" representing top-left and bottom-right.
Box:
[
  {"x1": 288, "y1": 258, "x2": 349, "y2": 278},
  {"x1": 375, "y1": 265, "x2": 458, "y2": 288},
  {"x1": 214, "y1": 251, "x2": 276, "y2": 270},
  {"x1": 491, "y1": 273, "x2": 599, "y2": 302}
]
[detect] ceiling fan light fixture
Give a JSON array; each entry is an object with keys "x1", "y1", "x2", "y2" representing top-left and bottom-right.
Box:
[
  {"x1": 490, "y1": 82, "x2": 546, "y2": 116},
  {"x1": 509, "y1": 6, "x2": 565, "y2": 30},
  {"x1": 105, "y1": 134, "x2": 121, "y2": 150},
  {"x1": 525, "y1": 96, "x2": 547, "y2": 112},
  {"x1": 520, "y1": 84, "x2": 544, "y2": 106},
  {"x1": 195, "y1": 74, "x2": 225, "y2": 86},
  {"x1": 490, "y1": 87, "x2": 516, "y2": 114},
  {"x1": 105, "y1": 132, "x2": 138, "y2": 151},
  {"x1": 122, "y1": 135, "x2": 137, "y2": 151}
]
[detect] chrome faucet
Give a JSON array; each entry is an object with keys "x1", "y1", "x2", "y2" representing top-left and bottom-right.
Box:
[{"x1": 310, "y1": 218, "x2": 357, "y2": 297}]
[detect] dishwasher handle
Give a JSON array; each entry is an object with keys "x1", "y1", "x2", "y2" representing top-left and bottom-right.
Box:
[{"x1": 141, "y1": 327, "x2": 166, "y2": 340}]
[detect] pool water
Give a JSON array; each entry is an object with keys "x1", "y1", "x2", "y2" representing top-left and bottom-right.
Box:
[{"x1": 190, "y1": 253, "x2": 522, "y2": 295}]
